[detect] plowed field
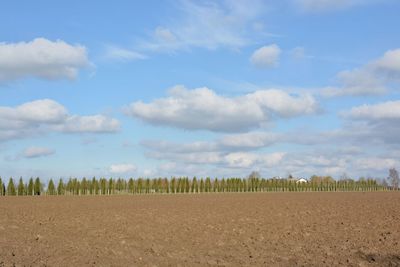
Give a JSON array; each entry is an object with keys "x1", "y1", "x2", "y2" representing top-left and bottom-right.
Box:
[{"x1": 1, "y1": 192, "x2": 399, "y2": 266}]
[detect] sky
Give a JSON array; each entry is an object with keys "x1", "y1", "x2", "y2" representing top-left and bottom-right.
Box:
[{"x1": 1, "y1": 0, "x2": 400, "y2": 181}]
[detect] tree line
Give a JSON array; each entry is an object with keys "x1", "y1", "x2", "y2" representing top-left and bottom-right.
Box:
[{"x1": 0, "y1": 171, "x2": 398, "y2": 196}]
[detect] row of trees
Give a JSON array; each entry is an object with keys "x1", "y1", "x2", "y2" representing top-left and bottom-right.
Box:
[
  {"x1": 0, "y1": 177, "x2": 42, "y2": 196},
  {"x1": 0, "y1": 174, "x2": 397, "y2": 196}
]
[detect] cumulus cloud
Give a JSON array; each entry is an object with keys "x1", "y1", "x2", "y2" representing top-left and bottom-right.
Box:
[
  {"x1": 146, "y1": 148, "x2": 285, "y2": 170},
  {"x1": 372, "y1": 49, "x2": 400, "y2": 79},
  {"x1": 322, "y1": 48, "x2": 400, "y2": 97},
  {"x1": 218, "y1": 132, "x2": 278, "y2": 149},
  {"x1": 109, "y1": 164, "x2": 137, "y2": 174},
  {"x1": 347, "y1": 100, "x2": 400, "y2": 121},
  {"x1": 250, "y1": 44, "x2": 281, "y2": 68},
  {"x1": 126, "y1": 86, "x2": 318, "y2": 132},
  {"x1": 141, "y1": 132, "x2": 286, "y2": 172},
  {"x1": 224, "y1": 152, "x2": 285, "y2": 168},
  {"x1": 22, "y1": 146, "x2": 55, "y2": 158},
  {"x1": 354, "y1": 157, "x2": 398, "y2": 171},
  {"x1": 293, "y1": 0, "x2": 376, "y2": 13},
  {"x1": 104, "y1": 46, "x2": 146, "y2": 62},
  {"x1": 340, "y1": 100, "x2": 400, "y2": 145},
  {"x1": 0, "y1": 38, "x2": 89, "y2": 82},
  {"x1": 0, "y1": 99, "x2": 120, "y2": 142},
  {"x1": 139, "y1": 0, "x2": 267, "y2": 52},
  {"x1": 141, "y1": 132, "x2": 278, "y2": 161},
  {"x1": 59, "y1": 115, "x2": 121, "y2": 133},
  {"x1": 290, "y1": 46, "x2": 307, "y2": 60},
  {"x1": 0, "y1": 99, "x2": 67, "y2": 124},
  {"x1": 139, "y1": 127, "x2": 400, "y2": 178},
  {"x1": 154, "y1": 27, "x2": 177, "y2": 43}
]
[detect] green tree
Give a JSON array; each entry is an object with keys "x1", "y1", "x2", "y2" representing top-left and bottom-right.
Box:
[
  {"x1": 7, "y1": 178, "x2": 16, "y2": 196},
  {"x1": 214, "y1": 178, "x2": 219, "y2": 192},
  {"x1": 81, "y1": 177, "x2": 88, "y2": 195},
  {"x1": 100, "y1": 178, "x2": 107, "y2": 195},
  {"x1": 164, "y1": 178, "x2": 169, "y2": 194},
  {"x1": 137, "y1": 178, "x2": 143, "y2": 194},
  {"x1": 191, "y1": 177, "x2": 198, "y2": 193},
  {"x1": 108, "y1": 178, "x2": 114, "y2": 195},
  {"x1": 199, "y1": 178, "x2": 204, "y2": 193},
  {"x1": 128, "y1": 178, "x2": 134, "y2": 194},
  {"x1": 47, "y1": 179, "x2": 56, "y2": 195},
  {"x1": 27, "y1": 178, "x2": 34, "y2": 196},
  {"x1": 170, "y1": 178, "x2": 176, "y2": 194},
  {"x1": 205, "y1": 177, "x2": 211, "y2": 193},
  {"x1": 17, "y1": 177, "x2": 25, "y2": 196},
  {"x1": 220, "y1": 178, "x2": 226, "y2": 192},
  {"x1": 184, "y1": 178, "x2": 190, "y2": 193},
  {"x1": 0, "y1": 177, "x2": 3, "y2": 196},
  {"x1": 34, "y1": 177, "x2": 41, "y2": 196},
  {"x1": 73, "y1": 178, "x2": 80, "y2": 195},
  {"x1": 116, "y1": 178, "x2": 123, "y2": 194},
  {"x1": 57, "y1": 179, "x2": 65, "y2": 195},
  {"x1": 92, "y1": 177, "x2": 99, "y2": 195},
  {"x1": 145, "y1": 179, "x2": 150, "y2": 194}
]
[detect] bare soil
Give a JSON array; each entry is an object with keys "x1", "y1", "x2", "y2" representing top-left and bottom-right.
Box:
[{"x1": 1, "y1": 192, "x2": 400, "y2": 266}]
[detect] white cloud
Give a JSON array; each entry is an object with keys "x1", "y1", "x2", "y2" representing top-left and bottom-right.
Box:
[
  {"x1": 154, "y1": 27, "x2": 177, "y2": 43},
  {"x1": 141, "y1": 140, "x2": 218, "y2": 153},
  {"x1": 338, "y1": 101, "x2": 400, "y2": 146},
  {"x1": 322, "y1": 70, "x2": 387, "y2": 97},
  {"x1": 354, "y1": 157, "x2": 398, "y2": 171},
  {"x1": 322, "y1": 48, "x2": 400, "y2": 97},
  {"x1": 289, "y1": 46, "x2": 311, "y2": 60},
  {"x1": 0, "y1": 99, "x2": 120, "y2": 141},
  {"x1": 104, "y1": 46, "x2": 146, "y2": 61},
  {"x1": 145, "y1": 144, "x2": 285, "y2": 169},
  {"x1": 219, "y1": 132, "x2": 278, "y2": 149},
  {"x1": 139, "y1": 0, "x2": 267, "y2": 52},
  {"x1": 347, "y1": 100, "x2": 400, "y2": 121},
  {"x1": 0, "y1": 38, "x2": 89, "y2": 82},
  {"x1": 141, "y1": 132, "x2": 278, "y2": 164},
  {"x1": 23, "y1": 146, "x2": 55, "y2": 158},
  {"x1": 59, "y1": 115, "x2": 120, "y2": 133},
  {"x1": 293, "y1": 0, "x2": 376, "y2": 13},
  {"x1": 109, "y1": 164, "x2": 137, "y2": 174},
  {"x1": 224, "y1": 152, "x2": 285, "y2": 168},
  {"x1": 139, "y1": 128, "x2": 400, "y2": 178},
  {"x1": 0, "y1": 99, "x2": 67, "y2": 125},
  {"x1": 372, "y1": 49, "x2": 400, "y2": 78},
  {"x1": 126, "y1": 85, "x2": 318, "y2": 132},
  {"x1": 250, "y1": 44, "x2": 281, "y2": 68}
]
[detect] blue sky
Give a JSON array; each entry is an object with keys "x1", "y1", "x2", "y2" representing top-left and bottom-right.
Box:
[{"x1": 1, "y1": 0, "x2": 400, "y2": 181}]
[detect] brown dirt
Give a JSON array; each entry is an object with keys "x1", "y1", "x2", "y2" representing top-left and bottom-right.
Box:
[{"x1": 0, "y1": 192, "x2": 400, "y2": 266}]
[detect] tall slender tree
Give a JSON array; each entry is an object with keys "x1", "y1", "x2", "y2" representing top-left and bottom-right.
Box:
[
  {"x1": 191, "y1": 177, "x2": 198, "y2": 193},
  {"x1": 170, "y1": 178, "x2": 176, "y2": 194},
  {"x1": 57, "y1": 178, "x2": 65, "y2": 195},
  {"x1": 128, "y1": 178, "x2": 134, "y2": 194},
  {"x1": 92, "y1": 177, "x2": 99, "y2": 195},
  {"x1": 17, "y1": 177, "x2": 25, "y2": 196},
  {"x1": 164, "y1": 178, "x2": 169, "y2": 194},
  {"x1": 34, "y1": 177, "x2": 41, "y2": 196},
  {"x1": 7, "y1": 178, "x2": 16, "y2": 196},
  {"x1": 200, "y1": 178, "x2": 204, "y2": 193},
  {"x1": 47, "y1": 179, "x2": 56, "y2": 195},
  {"x1": 0, "y1": 177, "x2": 4, "y2": 196},
  {"x1": 81, "y1": 177, "x2": 88, "y2": 195},
  {"x1": 100, "y1": 178, "x2": 107, "y2": 195},
  {"x1": 27, "y1": 178, "x2": 34, "y2": 196}
]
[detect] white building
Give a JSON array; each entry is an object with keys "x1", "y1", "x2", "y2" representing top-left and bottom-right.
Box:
[{"x1": 296, "y1": 178, "x2": 308, "y2": 183}]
